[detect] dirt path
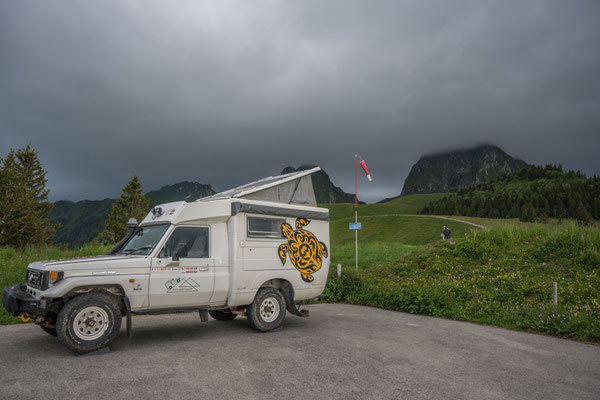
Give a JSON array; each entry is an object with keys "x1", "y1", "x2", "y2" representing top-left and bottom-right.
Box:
[{"x1": 335, "y1": 214, "x2": 486, "y2": 228}]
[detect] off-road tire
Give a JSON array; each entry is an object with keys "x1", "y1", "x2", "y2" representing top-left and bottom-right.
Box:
[
  {"x1": 208, "y1": 310, "x2": 238, "y2": 321},
  {"x1": 40, "y1": 325, "x2": 57, "y2": 336},
  {"x1": 246, "y1": 287, "x2": 286, "y2": 332},
  {"x1": 56, "y1": 292, "x2": 122, "y2": 354}
]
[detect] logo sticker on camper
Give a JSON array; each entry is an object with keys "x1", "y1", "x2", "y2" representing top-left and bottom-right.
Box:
[
  {"x1": 164, "y1": 277, "x2": 200, "y2": 293},
  {"x1": 278, "y1": 218, "x2": 328, "y2": 282}
]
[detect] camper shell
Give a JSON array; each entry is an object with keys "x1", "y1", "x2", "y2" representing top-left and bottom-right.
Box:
[{"x1": 2, "y1": 168, "x2": 330, "y2": 354}]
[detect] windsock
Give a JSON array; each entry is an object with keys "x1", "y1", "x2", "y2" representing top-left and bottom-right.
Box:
[{"x1": 359, "y1": 160, "x2": 372, "y2": 181}]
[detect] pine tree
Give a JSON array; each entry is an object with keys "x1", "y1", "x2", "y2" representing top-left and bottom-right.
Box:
[
  {"x1": 98, "y1": 175, "x2": 149, "y2": 245},
  {"x1": 519, "y1": 201, "x2": 537, "y2": 223},
  {"x1": 575, "y1": 202, "x2": 593, "y2": 226},
  {"x1": 0, "y1": 145, "x2": 57, "y2": 247}
]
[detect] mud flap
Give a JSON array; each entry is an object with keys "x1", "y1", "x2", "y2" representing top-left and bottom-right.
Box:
[
  {"x1": 281, "y1": 282, "x2": 309, "y2": 317},
  {"x1": 123, "y1": 297, "x2": 132, "y2": 340},
  {"x1": 199, "y1": 309, "x2": 209, "y2": 323}
]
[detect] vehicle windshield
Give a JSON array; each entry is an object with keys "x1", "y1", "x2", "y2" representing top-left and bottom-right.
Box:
[{"x1": 118, "y1": 224, "x2": 170, "y2": 256}]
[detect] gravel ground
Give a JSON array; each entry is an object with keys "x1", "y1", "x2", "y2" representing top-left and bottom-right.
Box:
[{"x1": 0, "y1": 303, "x2": 598, "y2": 400}]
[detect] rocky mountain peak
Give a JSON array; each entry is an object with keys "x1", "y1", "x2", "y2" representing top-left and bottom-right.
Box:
[{"x1": 400, "y1": 144, "x2": 528, "y2": 196}]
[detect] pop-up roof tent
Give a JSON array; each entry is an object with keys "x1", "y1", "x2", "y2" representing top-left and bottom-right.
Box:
[{"x1": 196, "y1": 167, "x2": 320, "y2": 207}]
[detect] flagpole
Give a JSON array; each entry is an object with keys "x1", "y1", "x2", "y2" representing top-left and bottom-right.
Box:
[{"x1": 355, "y1": 154, "x2": 358, "y2": 273}]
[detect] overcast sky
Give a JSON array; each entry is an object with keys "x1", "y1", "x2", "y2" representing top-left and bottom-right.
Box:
[{"x1": 1, "y1": 1, "x2": 599, "y2": 203}]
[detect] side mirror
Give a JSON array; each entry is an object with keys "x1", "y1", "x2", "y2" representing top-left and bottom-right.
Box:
[{"x1": 172, "y1": 242, "x2": 188, "y2": 261}]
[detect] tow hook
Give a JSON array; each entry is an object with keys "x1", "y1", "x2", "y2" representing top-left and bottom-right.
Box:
[{"x1": 18, "y1": 313, "x2": 31, "y2": 322}]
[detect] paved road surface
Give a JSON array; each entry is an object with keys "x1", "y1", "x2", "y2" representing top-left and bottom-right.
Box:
[{"x1": 1, "y1": 304, "x2": 598, "y2": 400}]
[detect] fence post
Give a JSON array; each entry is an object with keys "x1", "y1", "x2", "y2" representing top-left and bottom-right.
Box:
[
  {"x1": 337, "y1": 264, "x2": 342, "y2": 278},
  {"x1": 552, "y1": 282, "x2": 558, "y2": 312}
]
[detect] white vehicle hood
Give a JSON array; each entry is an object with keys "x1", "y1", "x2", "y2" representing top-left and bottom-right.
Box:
[{"x1": 28, "y1": 255, "x2": 145, "y2": 272}]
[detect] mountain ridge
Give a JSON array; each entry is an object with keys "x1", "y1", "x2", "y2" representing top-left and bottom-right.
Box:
[{"x1": 50, "y1": 181, "x2": 216, "y2": 247}]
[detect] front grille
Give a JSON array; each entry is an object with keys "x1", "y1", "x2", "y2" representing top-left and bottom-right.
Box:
[{"x1": 26, "y1": 269, "x2": 44, "y2": 289}]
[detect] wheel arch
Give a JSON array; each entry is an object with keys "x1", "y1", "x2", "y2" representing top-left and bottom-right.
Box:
[
  {"x1": 258, "y1": 278, "x2": 292, "y2": 291},
  {"x1": 62, "y1": 285, "x2": 129, "y2": 313},
  {"x1": 257, "y1": 279, "x2": 306, "y2": 317}
]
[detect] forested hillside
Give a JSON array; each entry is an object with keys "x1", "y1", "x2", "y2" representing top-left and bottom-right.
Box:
[
  {"x1": 420, "y1": 165, "x2": 600, "y2": 224},
  {"x1": 50, "y1": 181, "x2": 215, "y2": 247}
]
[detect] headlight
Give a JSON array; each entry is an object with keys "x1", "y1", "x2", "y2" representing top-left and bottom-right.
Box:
[
  {"x1": 26, "y1": 269, "x2": 63, "y2": 290},
  {"x1": 26, "y1": 269, "x2": 44, "y2": 289}
]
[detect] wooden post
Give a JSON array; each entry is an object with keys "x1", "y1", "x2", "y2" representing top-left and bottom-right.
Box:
[
  {"x1": 337, "y1": 264, "x2": 342, "y2": 278},
  {"x1": 552, "y1": 282, "x2": 558, "y2": 312}
]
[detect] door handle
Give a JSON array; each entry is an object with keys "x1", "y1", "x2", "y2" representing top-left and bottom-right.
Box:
[{"x1": 197, "y1": 267, "x2": 209, "y2": 271}]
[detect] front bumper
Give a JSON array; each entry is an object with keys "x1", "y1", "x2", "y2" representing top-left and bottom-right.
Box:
[{"x1": 2, "y1": 284, "x2": 46, "y2": 317}]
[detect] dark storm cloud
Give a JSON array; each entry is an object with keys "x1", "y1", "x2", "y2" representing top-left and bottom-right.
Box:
[{"x1": 1, "y1": 0, "x2": 599, "y2": 203}]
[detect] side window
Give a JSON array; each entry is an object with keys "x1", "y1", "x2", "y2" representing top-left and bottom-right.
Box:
[
  {"x1": 247, "y1": 217, "x2": 285, "y2": 239},
  {"x1": 160, "y1": 227, "x2": 209, "y2": 258}
]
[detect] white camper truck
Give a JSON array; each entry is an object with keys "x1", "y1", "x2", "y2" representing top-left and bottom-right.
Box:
[{"x1": 2, "y1": 168, "x2": 330, "y2": 353}]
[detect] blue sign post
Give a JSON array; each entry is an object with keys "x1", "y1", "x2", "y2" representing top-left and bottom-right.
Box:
[{"x1": 349, "y1": 222, "x2": 362, "y2": 230}]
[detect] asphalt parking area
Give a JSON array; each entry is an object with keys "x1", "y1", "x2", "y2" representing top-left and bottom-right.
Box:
[{"x1": 0, "y1": 303, "x2": 598, "y2": 400}]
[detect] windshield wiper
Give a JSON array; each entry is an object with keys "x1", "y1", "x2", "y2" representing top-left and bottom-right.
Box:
[{"x1": 121, "y1": 245, "x2": 153, "y2": 255}]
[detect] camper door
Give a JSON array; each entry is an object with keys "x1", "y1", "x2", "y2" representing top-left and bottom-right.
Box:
[{"x1": 149, "y1": 226, "x2": 215, "y2": 308}]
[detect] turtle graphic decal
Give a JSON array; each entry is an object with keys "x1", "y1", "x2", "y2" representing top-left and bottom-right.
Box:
[{"x1": 278, "y1": 218, "x2": 328, "y2": 282}]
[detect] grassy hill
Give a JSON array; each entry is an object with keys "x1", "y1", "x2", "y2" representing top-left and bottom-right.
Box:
[
  {"x1": 322, "y1": 193, "x2": 448, "y2": 222},
  {"x1": 330, "y1": 215, "x2": 472, "y2": 247},
  {"x1": 322, "y1": 193, "x2": 466, "y2": 267},
  {"x1": 320, "y1": 193, "x2": 462, "y2": 265}
]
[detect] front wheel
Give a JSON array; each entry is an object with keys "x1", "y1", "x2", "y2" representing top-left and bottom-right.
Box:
[
  {"x1": 246, "y1": 288, "x2": 286, "y2": 332},
  {"x1": 56, "y1": 292, "x2": 122, "y2": 354}
]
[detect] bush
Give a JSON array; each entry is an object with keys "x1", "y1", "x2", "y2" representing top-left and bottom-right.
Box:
[{"x1": 322, "y1": 270, "x2": 365, "y2": 303}]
